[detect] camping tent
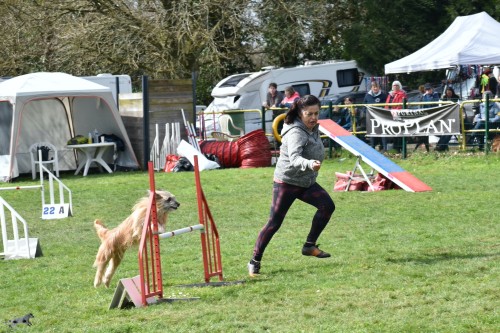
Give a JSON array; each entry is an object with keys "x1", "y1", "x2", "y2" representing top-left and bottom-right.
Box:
[
  {"x1": 0, "y1": 72, "x2": 139, "y2": 182},
  {"x1": 385, "y1": 12, "x2": 500, "y2": 74}
]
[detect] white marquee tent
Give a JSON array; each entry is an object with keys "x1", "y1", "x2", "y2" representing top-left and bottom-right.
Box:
[
  {"x1": 0, "y1": 72, "x2": 139, "y2": 181},
  {"x1": 385, "y1": 12, "x2": 500, "y2": 74}
]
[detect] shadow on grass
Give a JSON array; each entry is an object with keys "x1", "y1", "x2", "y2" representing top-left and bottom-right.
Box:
[{"x1": 386, "y1": 252, "x2": 499, "y2": 265}]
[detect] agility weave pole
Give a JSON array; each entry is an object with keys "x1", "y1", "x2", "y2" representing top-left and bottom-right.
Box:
[
  {"x1": 181, "y1": 108, "x2": 201, "y2": 151},
  {"x1": 110, "y1": 156, "x2": 224, "y2": 309},
  {"x1": 149, "y1": 123, "x2": 160, "y2": 171},
  {"x1": 159, "y1": 122, "x2": 181, "y2": 170}
]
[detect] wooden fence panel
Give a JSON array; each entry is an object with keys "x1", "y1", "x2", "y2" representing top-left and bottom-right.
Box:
[{"x1": 119, "y1": 79, "x2": 193, "y2": 169}]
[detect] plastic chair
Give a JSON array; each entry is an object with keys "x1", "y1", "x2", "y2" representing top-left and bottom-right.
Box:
[
  {"x1": 29, "y1": 142, "x2": 59, "y2": 179},
  {"x1": 218, "y1": 114, "x2": 244, "y2": 141},
  {"x1": 210, "y1": 131, "x2": 231, "y2": 141}
]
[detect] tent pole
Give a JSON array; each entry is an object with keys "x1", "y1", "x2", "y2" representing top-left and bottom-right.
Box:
[{"x1": 115, "y1": 76, "x2": 120, "y2": 109}]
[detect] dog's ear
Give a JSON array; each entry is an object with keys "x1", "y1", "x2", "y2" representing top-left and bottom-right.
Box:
[
  {"x1": 152, "y1": 190, "x2": 165, "y2": 200},
  {"x1": 147, "y1": 190, "x2": 161, "y2": 197},
  {"x1": 147, "y1": 189, "x2": 164, "y2": 194}
]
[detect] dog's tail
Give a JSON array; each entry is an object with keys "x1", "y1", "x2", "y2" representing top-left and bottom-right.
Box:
[{"x1": 94, "y1": 219, "x2": 109, "y2": 242}]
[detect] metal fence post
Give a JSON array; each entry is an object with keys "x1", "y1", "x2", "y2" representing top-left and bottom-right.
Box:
[
  {"x1": 142, "y1": 75, "x2": 150, "y2": 169},
  {"x1": 402, "y1": 98, "x2": 407, "y2": 159},
  {"x1": 485, "y1": 93, "x2": 490, "y2": 154},
  {"x1": 328, "y1": 101, "x2": 333, "y2": 158}
]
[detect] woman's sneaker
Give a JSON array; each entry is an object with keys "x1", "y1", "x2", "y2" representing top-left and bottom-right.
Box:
[
  {"x1": 248, "y1": 259, "x2": 261, "y2": 277},
  {"x1": 302, "y1": 244, "x2": 331, "y2": 258}
]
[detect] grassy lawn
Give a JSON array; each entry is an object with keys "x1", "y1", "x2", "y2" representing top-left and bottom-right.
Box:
[{"x1": 0, "y1": 151, "x2": 499, "y2": 332}]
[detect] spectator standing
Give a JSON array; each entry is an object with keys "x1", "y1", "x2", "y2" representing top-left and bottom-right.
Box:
[
  {"x1": 364, "y1": 82, "x2": 388, "y2": 151},
  {"x1": 496, "y1": 74, "x2": 500, "y2": 98},
  {"x1": 280, "y1": 86, "x2": 300, "y2": 108},
  {"x1": 435, "y1": 87, "x2": 460, "y2": 151},
  {"x1": 247, "y1": 95, "x2": 335, "y2": 277},
  {"x1": 472, "y1": 92, "x2": 500, "y2": 151},
  {"x1": 422, "y1": 83, "x2": 440, "y2": 104},
  {"x1": 488, "y1": 69, "x2": 498, "y2": 96},
  {"x1": 264, "y1": 82, "x2": 284, "y2": 118},
  {"x1": 414, "y1": 83, "x2": 439, "y2": 152},
  {"x1": 385, "y1": 80, "x2": 407, "y2": 151},
  {"x1": 417, "y1": 85, "x2": 426, "y2": 101},
  {"x1": 385, "y1": 80, "x2": 407, "y2": 109},
  {"x1": 480, "y1": 67, "x2": 498, "y2": 94},
  {"x1": 333, "y1": 96, "x2": 354, "y2": 131}
]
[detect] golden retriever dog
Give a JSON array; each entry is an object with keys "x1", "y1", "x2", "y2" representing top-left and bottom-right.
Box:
[
  {"x1": 492, "y1": 135, "x2": 500, "y2": 152},
  {"x1": 93, "y1": 190, "x2": 180, "y2": 287}
]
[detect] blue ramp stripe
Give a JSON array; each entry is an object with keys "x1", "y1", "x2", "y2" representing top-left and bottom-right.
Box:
[{"x1": 337, "y1": 136, "x2": 404, "y2": 173}]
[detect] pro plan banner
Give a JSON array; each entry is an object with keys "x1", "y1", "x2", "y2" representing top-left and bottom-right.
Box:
[{"x1": 366, "y1": 104, "x2": 460, "y2": 137}]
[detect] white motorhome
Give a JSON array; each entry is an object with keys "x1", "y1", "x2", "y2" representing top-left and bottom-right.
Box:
[{"x1": 201, "y1": 60, "x2": 369, "y2": 135}]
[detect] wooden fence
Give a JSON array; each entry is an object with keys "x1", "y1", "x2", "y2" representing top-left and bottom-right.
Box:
[{"x1": 119, "y1": 79, "x2": 193, "y2": 169}]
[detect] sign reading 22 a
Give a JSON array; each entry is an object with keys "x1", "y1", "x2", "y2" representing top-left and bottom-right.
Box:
[{"x1": 42, "y1": 204, "x2": 71, "y2": 220}]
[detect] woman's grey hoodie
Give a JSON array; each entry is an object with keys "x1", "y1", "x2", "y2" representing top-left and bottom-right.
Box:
[{"x1": 274, "y1": 119, "x2": 324, "y2": 188}]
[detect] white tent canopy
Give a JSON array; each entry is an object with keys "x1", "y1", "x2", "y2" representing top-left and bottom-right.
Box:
[
  {"x1": 385, "y1": 12, "x2": 500, "y2": 74},
  {"x1": 0, "y1": 72, "x2": 139, "y2": 181}
]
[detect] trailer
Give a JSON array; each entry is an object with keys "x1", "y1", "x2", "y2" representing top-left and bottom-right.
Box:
[
  {"x1": 201, "y1": 60, "x2": 370, "y2": 136},
  {"x1": 80, "y1": 74, "x2": 132, "y2": 103}
]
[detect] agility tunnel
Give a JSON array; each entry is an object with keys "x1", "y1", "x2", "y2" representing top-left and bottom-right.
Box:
[
  {"x1": 200, "y1": 129, "x2": 271, "y2": 169},
  {"x1": 318, "y1": 119, "x2": 432, "y2": 192}
]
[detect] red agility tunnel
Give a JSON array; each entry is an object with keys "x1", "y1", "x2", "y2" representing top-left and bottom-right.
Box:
[
  {"x1": 237, "y1": 130, "x2": 272, "y2": 168},
  {"x1": 199, "y1": 140, "x2": 241, "y2": 168},
  {"x1": 200, "y1": 130, "x2": 271, "y2": 169}
]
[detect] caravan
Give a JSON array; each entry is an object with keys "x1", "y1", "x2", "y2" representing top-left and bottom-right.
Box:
[
  {"x1": 80, "y1": 74, "x2": 132, "y2": 103},
  {"x1": 201, "y1": 60, "x2": 369, "y2": 136}
]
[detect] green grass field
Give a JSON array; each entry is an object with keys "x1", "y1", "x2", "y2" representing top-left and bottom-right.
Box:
[{"x1": 0, "y1": 152, "x2": 498, "y2": 332}]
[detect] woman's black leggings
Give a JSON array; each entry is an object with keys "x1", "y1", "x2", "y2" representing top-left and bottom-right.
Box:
[{"x1": 252, "y1": 182, "x2": 335, "y2": 261}]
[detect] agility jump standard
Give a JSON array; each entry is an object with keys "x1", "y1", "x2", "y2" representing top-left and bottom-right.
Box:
[{"x1": 110, "y1": 156, "x2": 223, "y2": 309}]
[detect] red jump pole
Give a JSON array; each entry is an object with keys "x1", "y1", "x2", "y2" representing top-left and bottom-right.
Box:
[
  {"x1": 138, "y1": 161, "x2": 163, "y2": 306},
  {"x1": 193, "y1": 156, "x2": 224, "y2": 282}
]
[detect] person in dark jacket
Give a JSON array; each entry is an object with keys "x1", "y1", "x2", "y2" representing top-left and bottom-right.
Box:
[
  {"x1": 414, "y1": 83, "x2": 439, "y2": 152},
  {"x1": 264, "y1": 82, "x2": 284, "y2": 118},
  {"x1": 472, "y1": 91, "x2": 500, "y2": 151},
  {"x1": 364, "y1": 81, "x2": 388, "y2": 151},
  {"x1": 248, "y1": 95, "x2": 335, "y2": 277},
  {"x1": 435, "y1": 87, "x2": 460, "y2": 151}
]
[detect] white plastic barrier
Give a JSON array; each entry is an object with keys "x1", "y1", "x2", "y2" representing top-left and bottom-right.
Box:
[
  {"x1": 0, "y1": 150, "x2": 73, "y2": 218},
  {"x1": 39, "y1": 163, "x2": 73, "y2": 219},
  {"x1": 0, "y1": 196, "x2": 40, "y2": 260}
]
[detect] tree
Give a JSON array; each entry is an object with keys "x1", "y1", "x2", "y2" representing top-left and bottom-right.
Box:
[
  {"x1": 1, "y1": 1, "x2": 500, "y2": 103},
  {"x1": 0, "y1": 0, "x2": 257, "y2": 104},
  {"x1": 342, "y1": 0, "x2": 500, "y2": 87}
]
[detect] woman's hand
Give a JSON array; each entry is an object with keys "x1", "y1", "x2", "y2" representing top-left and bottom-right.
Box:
[{"x1": 312, "y1": 160, "x2": 321, "y2": 171}]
